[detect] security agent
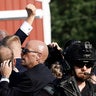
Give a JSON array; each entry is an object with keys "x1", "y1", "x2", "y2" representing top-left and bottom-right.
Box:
[
  {"x1": 38, "y1": 40, "x2": 96, "y2": 96},
  {"x1": 39, "y1": 40, "x2": 96, "y2": 96},
  {"x1": 62, "y1": 40, "x2": 96, "y2": 96},
  {"x1": 0, "y1": 40, "x2": 55, "y2": 96}
]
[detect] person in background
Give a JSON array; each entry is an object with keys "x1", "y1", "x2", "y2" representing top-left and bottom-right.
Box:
[
  {"x1": 45, "y1": 42, "x2": 64, "y2": 79},
  {"x1": 50, "y1": 61, "x2": 63, "y2": 79},
  {"x1": 0, "y1": 40, "x2": 55, "y2": 96},
  {"x1": 45, "y1": 42, "x2": 63, "y2": 69}
]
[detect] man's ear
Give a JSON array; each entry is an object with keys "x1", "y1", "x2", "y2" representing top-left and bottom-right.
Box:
[{"x1": 13, "y1": 59, "x2": 16, "y2": 66}]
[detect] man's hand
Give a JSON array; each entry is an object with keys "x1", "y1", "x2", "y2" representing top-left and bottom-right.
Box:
[
  {"x1": 48, "y1": 42, "x2": 62, "y2": 51},
  {"x1": 26, "y1": 3, "x2": 36, "y2": 17},
  {"x1": 0, "y1": 60, "x2": 12, "y2": 78},
  {"x1": 25, "y1": 3, "x2": 36, "y2": 25}
]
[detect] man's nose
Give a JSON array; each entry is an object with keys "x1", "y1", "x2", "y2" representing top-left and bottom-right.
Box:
[{"x1": 82, "y1": 65, "x2": 87, "y2": 70}]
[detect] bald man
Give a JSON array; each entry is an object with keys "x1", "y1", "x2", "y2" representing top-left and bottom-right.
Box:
[{"x1": 0, "y1": 40, "x2": 55, "y2": 96}]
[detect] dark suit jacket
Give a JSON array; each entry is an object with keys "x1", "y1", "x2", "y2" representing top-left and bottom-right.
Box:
[{"x1": 0, "y1": 64, "x2": 55, "y2": 96}]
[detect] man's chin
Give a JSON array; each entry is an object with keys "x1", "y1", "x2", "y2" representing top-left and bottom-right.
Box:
[{"x1": 76, "y1": 76, "x2": 88, "y2": 82}]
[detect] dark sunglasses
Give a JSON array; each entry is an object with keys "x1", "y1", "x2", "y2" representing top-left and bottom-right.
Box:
[
  {"x1": 22, "y1": 48, "x2": 40, "y2": 54},
  {"x1": 74, "y1": 61, "x2": 94, "y2": 68}
]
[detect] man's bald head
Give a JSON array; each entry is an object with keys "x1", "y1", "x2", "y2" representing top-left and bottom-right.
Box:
[{"x1": 25, "y1": 40, "x2": 48, "y2": 63}]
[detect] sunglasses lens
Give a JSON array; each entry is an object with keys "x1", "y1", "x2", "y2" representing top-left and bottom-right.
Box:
[
  {"x1": 22, "y1": 48, "x2": 28, "y2": 54},
  {"x1": 74, "y1": 61, "x2": 94, "y2": 68},
  {"x1": 86, "y1": 63, "x2": 93, "y2": 68},
  {"x1": 22, "y1": 48, "x2": 40, "y2": 54}
]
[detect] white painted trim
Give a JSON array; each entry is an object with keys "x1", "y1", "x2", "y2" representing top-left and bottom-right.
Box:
[
  {"x1": 36, "y1": 0, "x2": 42, "y2": 2},
  {"x1": 0, "y1": 9, "x2": 43, "y2": 20},
  {"x1": 41, "y1": 0, "x2": 51, "y2": 44}
]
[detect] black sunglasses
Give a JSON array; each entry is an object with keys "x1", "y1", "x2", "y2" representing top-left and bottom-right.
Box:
[
  {"x1": 74, "y1": 61, "x2": 94, "y2": 68},
  {"x1": 22, "y1": 48, "x2": 40, "y2": 54}
]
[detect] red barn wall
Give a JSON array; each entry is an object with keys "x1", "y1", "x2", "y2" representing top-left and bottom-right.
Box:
[{"x1": 0, "y1": 0, "x2": 44, "y2": 46}]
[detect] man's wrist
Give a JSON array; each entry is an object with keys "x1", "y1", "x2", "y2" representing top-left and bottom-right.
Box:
[
  {"x1": 20, "y1": 21, "x2": 33, "y2": 35},
  {"x1": 0, "y1": 76, "x2": 9, "y2": 83}
]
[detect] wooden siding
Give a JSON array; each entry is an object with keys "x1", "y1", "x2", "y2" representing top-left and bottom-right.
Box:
[{"x1": 0, "y1": 0, "x2": 44, "y2": 46}]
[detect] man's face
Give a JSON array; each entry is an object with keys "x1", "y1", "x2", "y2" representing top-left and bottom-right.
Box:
[
  {"x1": 73, "y1": 61, "x2": 93, "y2": 82},
  {"x1": 21, "y1": 46, "x2": 39, "y2": 68}
]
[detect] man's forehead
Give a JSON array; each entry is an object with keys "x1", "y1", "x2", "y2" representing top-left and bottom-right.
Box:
[
  {"x1": 0, "y1": 48, "x2": 13, "y2": 59},
  {"x1": 38, "y1": 45, "x2": 44, "y2": 52}
]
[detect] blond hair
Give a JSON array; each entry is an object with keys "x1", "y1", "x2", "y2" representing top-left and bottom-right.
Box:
[{"x1": 2, "y1": 35, "x2": 21, "y2": 45}]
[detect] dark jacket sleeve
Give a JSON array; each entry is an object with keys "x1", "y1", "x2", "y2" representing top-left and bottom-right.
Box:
[
  {"x1": 15, "y1": 29, "x2": 28, "y2": 45},
  {"x1": 0, "y1": 81, "x2": 28, "y2": 96},
  {"x1": 0, "y1": 81, "x2": 9, "y2": 96}
]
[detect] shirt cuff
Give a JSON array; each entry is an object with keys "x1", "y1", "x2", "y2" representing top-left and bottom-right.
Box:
[
  {"x1": 0, "y1": 77, "x2": 9, "y2": 83},
  {"x1": 20, "y1": 21, "x2": 33, "y2": 35}
]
